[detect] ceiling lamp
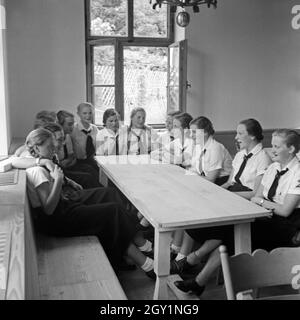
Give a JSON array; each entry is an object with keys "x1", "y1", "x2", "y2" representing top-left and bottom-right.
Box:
[{"x1": 150, "y1": 0, "x2": 217, "y2": 27}]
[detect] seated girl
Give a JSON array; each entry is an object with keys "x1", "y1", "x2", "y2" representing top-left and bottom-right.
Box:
[
  {"x1": 151, "y1": 112, "x2": 193, "y2": 166},
  {"x1": 172, "y1": 118, "x2": 272, "y2": 297},
  {"x1": 157, "y1": 110, "x2": 182, "y2": 149},
  {"x1": 96, "y1": 108, "x2": 127, "y2": 156},
  {"x1": 222, "y1": 118, "x2": 272, "y2": 199},
  {"x1": 170, "y1": 116, "x2": 232, "y2": 261},
  {"x1": 57, "y1": 109, "x2": 101, "y2": 188},
  {"x1": 251, "y1": 129, "x2": 300, "y2": 250},
  {"x1": 186, "y1": 116, "x2": 232, "y2": 185},
  {"x1": 25, "y1": 128, "x2": 156, "y2": 277},
  {"x1": 127, "y1": 107, "x2": 159, "y2": 155}
]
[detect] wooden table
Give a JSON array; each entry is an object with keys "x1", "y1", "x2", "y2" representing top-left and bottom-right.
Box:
[
  {"x1": 0, "y1": 170, "x2": 26, "y2": 300},
  {"x1": 96, "y1": 155, "x2": 271, "y2": 300}
]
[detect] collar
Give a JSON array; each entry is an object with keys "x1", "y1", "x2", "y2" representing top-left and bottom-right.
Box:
[
  {"x1": 103, "y1": 127, "x2": 118, "y2": 138},
  {"x1": 77, "y1": 120, "x2": 92, "y2": 132},
  {"x1": 273, "y1": 156, "x2": 299, "y2": 172},
  {"x1": 242, "y1": 143, "x2": 263, "y2": 157},
  {"x1": 203, "y1": 136, "x2": 213, "y2": 151}
]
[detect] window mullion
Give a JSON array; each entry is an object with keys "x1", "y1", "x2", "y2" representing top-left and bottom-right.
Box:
[
  {"x1": 127, "y1": 0, "x2": 133, "y2": 41},
  {"x1": 115, "y1": 41, "x2": 124, "y2": 120},
  {"x1": 86, "y1": 44, "x2": 93, "y2": 103}
]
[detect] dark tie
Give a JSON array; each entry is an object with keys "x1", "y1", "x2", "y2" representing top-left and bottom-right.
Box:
[
  {"x1": 234, "y1": 153, "x2": 253, "y2": 184},
  {"x1": 136, "y1": 135, "x2": 141, "y2": 155},
  {"x1": 198, "y1": 149, "x2": 207, "y2": 176},
  {"x1": 127, "y1": 129, "x2": 141, "y2": 155},
  {"x1": 82, "y1": 130, "x2": 95, "y2": 158},
  {"x1": 52, "y1": 155, "x2": 68, "y2": 184},
  {"x1": 63, "y1": 144, "x2": 68, "y2": 159},
  {"x1": 115, "y1": 135, "x2": 119, "y2": 155},
  {"x1": 170, "y1": 135, "x2": 175, "y2": 142},
  {"x1": 267, "y1": 168, "x2": 289, "y2": 202}
]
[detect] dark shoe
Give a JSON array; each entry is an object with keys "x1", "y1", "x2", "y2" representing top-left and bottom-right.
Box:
[
  {"x1": 170, "y1": 257, "x2": 193, "y2": 274},
  {"x1": 174, "y1": 279, "x2": 205, "y2": 296},
  {"x1": 143, "y1": 249, "x2": 154, "y2": 259},
  {"x1": 170, "y1": 251, "x2": 178, "y2": 261},
  {"x1": 145, "y1": 269, "x2": 156, "y2": 280},
  {"x1": 136, "y1": 223, "x2": 151, "y2": 232}
]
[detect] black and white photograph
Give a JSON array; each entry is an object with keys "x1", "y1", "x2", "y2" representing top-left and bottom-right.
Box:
[{"x1": 1, "y1": 0, "x2": 300, "y2": 306}]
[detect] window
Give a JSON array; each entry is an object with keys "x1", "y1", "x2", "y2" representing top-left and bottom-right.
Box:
[{"x1": 86, "y1": 0, "x2": 174, "y2": 126}]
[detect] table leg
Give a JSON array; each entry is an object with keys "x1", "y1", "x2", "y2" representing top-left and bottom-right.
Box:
[
  {"x1": 234, "y1": 222, "x2": 251, "y2": 254},
  {"x1": 153, "y1": 230, "x2": 173, "y2": 300}
]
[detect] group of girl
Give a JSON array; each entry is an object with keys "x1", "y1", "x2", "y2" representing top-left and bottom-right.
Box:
[
  {"x1": 99, "y1": 107, "x2": 300, "y2": 297},
  {"x1": 17, "y1": 103, "x2": 300, "y2": 298}
]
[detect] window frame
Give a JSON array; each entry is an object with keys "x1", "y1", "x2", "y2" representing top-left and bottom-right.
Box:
[{"x1": 85, "y1": 0, "x2": 174, "y2": 127}]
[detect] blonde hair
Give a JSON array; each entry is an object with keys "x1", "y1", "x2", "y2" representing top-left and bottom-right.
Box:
[
  {"x1": 25, "y1": 128, "x2": 53, "y2": 158},
  {"x1": 77, "y1": 102, "x2": 94, "y2": 113},
  {"x1": 272, "y1": 129, "x2": 300, "y2": 155},
  {"x1": 35, "y1": 110, "x2": 57, "y2": 123},
  {"x1": 130, "y1": 107, "x2": 146, "y2": 129}
]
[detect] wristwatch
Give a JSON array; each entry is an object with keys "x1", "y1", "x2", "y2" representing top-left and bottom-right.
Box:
[{"x1": 259, "y1": 198, "x2": 264, "y2": 206}]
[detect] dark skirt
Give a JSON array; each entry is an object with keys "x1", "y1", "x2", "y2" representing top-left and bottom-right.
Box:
[
  {"x1": 33, "y1": 187, "x2": 137, "y2": 268},
  {"x1": 66, "y1": 161, "x2": 102, "y2": 188},
  {"x1": 186, "y1": 225, "x2": 234, "y2": 255},
  {"x1": 227, "y1": 183, "x2": 252, "y2": 192},
  {"x1": 251, "y1": 208, "x2": 300, "y2": 251}
]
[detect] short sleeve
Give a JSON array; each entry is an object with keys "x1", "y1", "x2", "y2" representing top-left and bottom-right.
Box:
[
  {"x1": 288, "y1": 171, "x2": 300, "y2": 195},
  {"x1": 261, "y1": 164, "x2": 273, "y2": 188},
  {"x1": 26, "y1": 167, "x2": 50, "y2": 189},
  {"x1": 232, "y1": 152, "x2": 240, "y2": 171},
  {"x1": 256, "y1": 151, "x2": 271, "y2": 176},
  {"x1": 65, "y1": 134, "x2": 74, "y2": 155},
  {"x1": 205, "y1": 144, "x2": 224, "y2": 171}
]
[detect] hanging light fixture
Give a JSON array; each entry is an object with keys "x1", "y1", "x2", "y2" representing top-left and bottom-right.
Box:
[{"x1": 150, "y1": 0, "x2": 217, "y2": 27}]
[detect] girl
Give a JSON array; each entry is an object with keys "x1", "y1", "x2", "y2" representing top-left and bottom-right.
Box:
[
  {"x1": 57, "y1": 110, "x2": 101, "y2": 188},
  {"x1": 170, "y1": 116, "x2": 232, "y2": 263},
  {"x1": 251, "y1": 129, "x2": 300, "y2": 250},
  {"x1": 151, "y1": 112, "x2": 193, "y2": 165},
  {"x1": 96, "y1": 108, "x2": 126, "y2": 156},
  {"x1": 127, "y1": 107, "x2": 159, "y2": 155},
  {"x1": 157, "y1": 110, "x2": 182, "y2": 149},
  {"x1": 187, "y1": 116, "x2": 232, "y2": 185},
  {"x1": 222, "y1": 118, "x2": 271, "y2": 199},
  {"x1": 25, "y1": 128, "x2": 156, "y2": 277},
  {"x1": 71, "y1": 103, "x2": 99, "y2": 172},
  {"x1": 172, "y1": 118, "x2": 271, "y2": 297}
]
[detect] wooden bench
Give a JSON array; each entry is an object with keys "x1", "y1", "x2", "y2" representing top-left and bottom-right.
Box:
[{"x1": 37, "y1": 234, "x2": 127, "y2": 300}]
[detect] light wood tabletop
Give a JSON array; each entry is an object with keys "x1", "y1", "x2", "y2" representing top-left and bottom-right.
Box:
[
  {"x1": 96, "y1": 155, "x2": 271, "y2": 300},
  {"x1": 0, "y1": 170, "x2": 25, "y2": 300}
]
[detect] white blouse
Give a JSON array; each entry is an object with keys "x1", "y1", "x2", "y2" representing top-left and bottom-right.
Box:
[
  {"x1": 230, "y1": 143, "x2": 271, "y2": 190},
  {"x1": 96, "y1": 127, "x2": 127, "y2": 156},
  {"x1": 71, "y1": 121, "x2": 98, "y2": 160},
  {"x1": 188, "y1": 137, "x2": 232, "y2": 177},
  {"x1": 262, "y1": 157, "x2": 300, "y2": 207},
  {"x1": 26, "y1": 166, "x2": 54, "y2": 208},
  {"x1": 127, "y1": 126, "x2": 159, "y2": 155}
]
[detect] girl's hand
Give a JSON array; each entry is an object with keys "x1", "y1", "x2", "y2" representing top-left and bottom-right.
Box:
[
  {"x1": 50, "y1": 165, "x2": 64, "y2": 182},
  {"x1": 251, "y1": 197, "x2": 264, "y2": 205}
]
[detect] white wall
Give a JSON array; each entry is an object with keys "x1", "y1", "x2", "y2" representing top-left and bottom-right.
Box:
[
  {"x1": 0, "y1": 0, "x2": 10, "y2": 154},
  {"x1": 6, "y1": 0, "x2": 86, "y2": 138},
  {"x1": 183, "y1": 0, "x2": 300, "y2": 130}
]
